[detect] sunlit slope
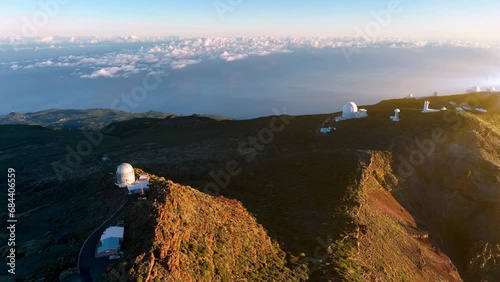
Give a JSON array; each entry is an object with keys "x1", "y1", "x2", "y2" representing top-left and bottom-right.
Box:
[{"x1": 328, "y1": 152, "x2": 461, "y2": 281}]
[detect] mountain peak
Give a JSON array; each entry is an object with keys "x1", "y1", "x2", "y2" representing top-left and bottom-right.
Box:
[{"x1": 109, "y1": 169, "x2": 304, "y2": 281}]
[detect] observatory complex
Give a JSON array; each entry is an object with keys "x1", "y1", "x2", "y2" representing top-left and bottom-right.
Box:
[{"x1": 115, "y1": 163, "x2": 150, "y2": 195}]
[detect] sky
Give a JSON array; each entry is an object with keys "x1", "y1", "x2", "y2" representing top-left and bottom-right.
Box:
[{"x1": 1, "y1": 0, "x2": 499, "y2": 41}]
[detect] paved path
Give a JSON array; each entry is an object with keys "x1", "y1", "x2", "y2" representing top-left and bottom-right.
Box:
[{"x1": 78, "y1": 198, "x2": 130, "y2": 282}]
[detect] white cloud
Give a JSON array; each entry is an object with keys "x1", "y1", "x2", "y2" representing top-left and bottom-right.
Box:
[
  {"x1": 143, "y1": 54, "x2": 160, "y2": 63},
  {"x1": 256, "y1": 51, "x2": 271, "y2": 56},
  {"x1": 83, "y1": 68, "x2": 114, "y2": 78},
  {"x1": 79, "y1": 57, "x2": 104, "y2": 65},
  {"x1": 146, "y1": 70, "x2": 163, "y2": 76},
  {"x1": 38, "y1": 36, "x2": 54, "y2": 43},
  {"x1": 34, "y1": 60, "x2": 55, "y2": 67},
  {"x1": 113, "y1": 54, "x2": 140, "y2": 65},
  {"x1": 225, "y1": 54, "x2": 248, "y2": 62},
  {"x1": 148, "y1": 46, "x2": 163, "y2": 53},
  {"x1": 171, "y1": 64, "x2": 187, "y2": 69},
  {"x1": 171, "y1": 59, "x2": 201, "y2": 69},
  {"x1": 80, "y1": 65, "x2": 139, "y2": 79},
  {"x1": 54, "y1": 62, "x2": 72, "y2": 67}
]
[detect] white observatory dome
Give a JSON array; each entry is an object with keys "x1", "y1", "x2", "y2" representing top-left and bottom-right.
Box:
[
  {"x1": 467, "y1": 86, "x2": 481, "y2": 93},
  {"x1": 116, "y1": 163, "x2": 135, "y2": 187},
  {"x1": 341, "y1": 101, "x2": 368, "y2": 120},
  {"x1": 486, "y1": 86, "x2": 496, "y2": 92},
  {"x1": 343, "y1": 102, "x2": 358, "y2": 114}
]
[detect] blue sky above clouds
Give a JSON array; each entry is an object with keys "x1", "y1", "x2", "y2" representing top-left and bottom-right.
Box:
[{"x1": 0, "y1": 0, "x2": 499, "y2": 41}]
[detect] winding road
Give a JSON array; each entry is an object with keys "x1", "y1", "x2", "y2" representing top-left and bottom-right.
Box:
[{"x1": 78, "y1": 198, "x2": 131, "y2": 282}]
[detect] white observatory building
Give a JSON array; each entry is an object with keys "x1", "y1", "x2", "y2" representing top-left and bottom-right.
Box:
[
  {"x1": 115, "y1": 163, "x2": 150, "y2": 195},
  {"x1": 341, "y1": 102, "x2": 368, "y2": 120},
  {"x1": 421, "y1": 101, "x2": 440, "y2": 113},
  {"x1": 466, "y1": 86, "x2": 481, "y2": 93},
  {"x1": 390, "y1": 109, "x2": 400, "y2": 122},
  {"x1": 116, "y1": 163, "x2": 136, "y2": 188},
  {"x1": 486, "y1": 86, "x2": 496, "y2": 92}
]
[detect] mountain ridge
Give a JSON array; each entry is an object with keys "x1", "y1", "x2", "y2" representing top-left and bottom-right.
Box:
[{"x1": 0, "y1": 108, "x2": 233, "y2": 130}]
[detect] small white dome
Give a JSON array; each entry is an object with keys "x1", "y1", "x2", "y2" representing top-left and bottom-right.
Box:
[
  {"x1": 486, "y1": 86, "x2": 496, "y2": 92},
  {"x1": 343, "y1": 102, "x2": 358, "y2": 114},
  {"x1": 117, "y1": 163, "x2": 134, "y2": 174},
  {"x1": 394, "y1": 109, "x2": 401, "y2": 113}
]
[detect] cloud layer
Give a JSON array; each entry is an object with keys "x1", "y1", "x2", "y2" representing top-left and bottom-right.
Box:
[{"x1": 1, "y1": 36, "x2": 494, "y2": 79}]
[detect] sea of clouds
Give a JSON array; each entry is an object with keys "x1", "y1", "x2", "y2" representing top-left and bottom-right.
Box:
[{"x1": 0, "y1": 36, "x2": 493, "y2": 79}]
